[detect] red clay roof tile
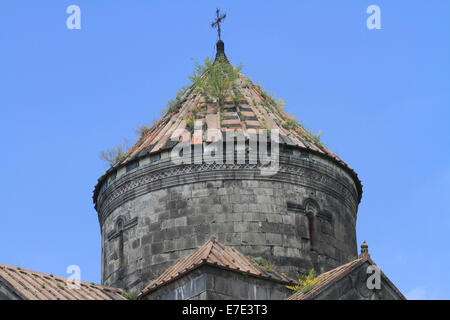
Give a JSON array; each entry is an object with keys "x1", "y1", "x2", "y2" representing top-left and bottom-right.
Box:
[
  {"x1": 286, "y1": 256, "x2": 406, "y2": 300},
  {"x1": 139, "y1": 237, "x2": 295, "y2": 297},
  {"x1": 93, "y1": 59, "x2": 363, "y2": 207},
  {"x1": 0, "y1": 264, "x2": 125, "y2": 300}
]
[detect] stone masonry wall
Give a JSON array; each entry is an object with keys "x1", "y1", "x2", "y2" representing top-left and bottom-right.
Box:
[
  {"x1": 97, "y1": 150, "x2": 360, "y2": 293},
  {"x1": 141, "y1": 265, "x2": 291, "y2": 300},
  {"x1": 0, "y1": 282, "x2": 21, "y2": 300},
  {"x1": 314, "y1": 261, "x2": 404, "y2": 300}
]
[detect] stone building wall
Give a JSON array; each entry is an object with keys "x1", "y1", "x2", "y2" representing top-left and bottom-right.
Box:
[
  {"x1": 313, "y1": 261, "x2": 403, "y2": 300},
  {"x1": 0, "y1": 282, "x2": 21, "y2": 300},
  {"x1": 141, "y1": 265, "x2": 291, "y2": 300},
  {"x1": 96, "y1": 148, "x2": 361, "y2": 292}
]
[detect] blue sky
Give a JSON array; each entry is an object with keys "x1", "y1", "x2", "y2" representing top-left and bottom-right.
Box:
[{"x1": 0, "y1": 1, "x2": 449, "y2": 299}]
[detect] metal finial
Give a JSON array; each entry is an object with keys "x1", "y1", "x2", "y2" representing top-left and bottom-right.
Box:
[
  {"x1": 211, "y1": 8, "x2": 227, "y2": 40},
  {"x1": 360, "y1": 241, "x2": 369, "y2": 258}
]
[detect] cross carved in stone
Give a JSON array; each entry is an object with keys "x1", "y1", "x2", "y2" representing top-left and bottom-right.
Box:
[
  {"x1": 107, "y1": 216, "x2": 138, "y2": 271},
  {"x1": 287, "y1": 200, "x2": 319, "y2": 252},
  {"x1": 211, "y1": 8, "x2": 226, "y2": 40}
]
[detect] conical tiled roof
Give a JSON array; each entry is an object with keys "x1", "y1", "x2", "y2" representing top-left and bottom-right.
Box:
[{"x1": 94, "y1": 41, "x2": 362, "y2": 202}]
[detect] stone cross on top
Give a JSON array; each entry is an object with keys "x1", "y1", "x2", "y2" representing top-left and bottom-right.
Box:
[{"x1": 211, "y1": 8, "x2": 226, "y2": 40}]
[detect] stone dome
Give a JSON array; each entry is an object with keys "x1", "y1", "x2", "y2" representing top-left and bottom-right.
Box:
[{"x1": 93, "y1": 40, "x2": 363, "y2": 292}]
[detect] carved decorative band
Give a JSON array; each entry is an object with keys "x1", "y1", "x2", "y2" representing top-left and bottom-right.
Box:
[{"x1": 97, "y1": 159, "x2": 358, "y2": 225}]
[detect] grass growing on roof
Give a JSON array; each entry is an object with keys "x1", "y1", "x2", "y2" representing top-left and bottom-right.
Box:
[
  {"x1": 189, "y1": 56, "x2": 242, "y2": 108},
  {"x1": 286, "y1": 268, "x2": 319, "y2": 294},
  {"x1": 122, "y1": 291, "x2": 139, "y2": 300},
  {"x1": 253, "y1": 257, "x2": 276, "y2": 273},
  {"x1": 99, "y1": 139, "x2": 131, "y2": 166}
]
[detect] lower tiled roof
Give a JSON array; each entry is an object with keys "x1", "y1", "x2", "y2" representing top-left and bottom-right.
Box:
[
  {"x1": 286, "y1": 255, "x2": 406, "y2": 300},
  {"x1": 0, "y1": 263, "x2": 125, "y2": 300},
  {"x1": 139, "y1": 236, "x2": 295, "y2": 297}
]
